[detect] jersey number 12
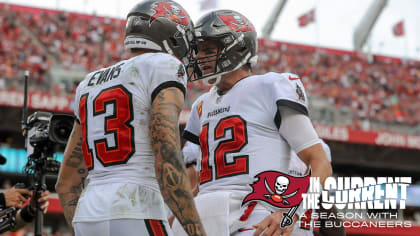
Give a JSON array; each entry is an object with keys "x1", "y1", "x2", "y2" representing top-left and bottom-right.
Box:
[{"x1": 199, "y1": 115, "x2": 249, "y2": 184}]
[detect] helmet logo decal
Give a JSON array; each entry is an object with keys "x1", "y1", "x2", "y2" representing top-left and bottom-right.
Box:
[
  {"x1": 151, "y1": 2, "x2": 190, "y2": 26},
  {"x1": 218, "y1": 14, "x2": 256, "y2": 33}
]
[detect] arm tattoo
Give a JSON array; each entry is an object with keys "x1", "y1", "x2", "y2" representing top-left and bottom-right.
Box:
[
  {"x1": 150, "y1": 88, "x2": 206, "y2": 236},
  {"x1": 57, "y1": 127, "x2": 88, "y2": 229},
  {"x1": 65, "y1": 137, "x2": 84, "y2": 168}
]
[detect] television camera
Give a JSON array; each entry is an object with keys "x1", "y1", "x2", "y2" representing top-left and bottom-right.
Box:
[{"x1": 0, "y1": 71, "x2": 74, "y2": 235}]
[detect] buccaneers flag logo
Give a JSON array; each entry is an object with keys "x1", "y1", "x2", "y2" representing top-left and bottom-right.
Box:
[
  {"x1": 151, "y1": 2, "x2": 190, "y2": 26},
  {"x1": 218, "y1": 14, "x2": 256, "y2": 32},
  {"x1": 242, "y1": 170, "x2": 310, "y2": 228}
]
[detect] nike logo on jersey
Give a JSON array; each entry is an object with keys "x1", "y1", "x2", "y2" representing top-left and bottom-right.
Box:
[{"x1": 288, "y1": 75, "x2": 300, "y2": 81}]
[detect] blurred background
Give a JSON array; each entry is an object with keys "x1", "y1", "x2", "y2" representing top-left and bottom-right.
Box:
[{"x1": 0, "y1": 0, "x2": 419, "y2": 235}]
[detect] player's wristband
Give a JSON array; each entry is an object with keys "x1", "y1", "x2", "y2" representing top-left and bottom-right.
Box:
[
  {"x1": 0, "y1": 193, "x2": 5, "y2": 208},
  {"x1": 20, "y1": 205, "x2": 35, "y2": 222}
]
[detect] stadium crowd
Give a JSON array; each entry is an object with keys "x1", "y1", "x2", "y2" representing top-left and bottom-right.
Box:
[
  {"x1": 1, "y1": 3, "x2": 420, "y2": 129},
  {"x1": 15, "y1": 7, "x2": 128, "y2": 72},
  {"x1": 256, "y1": 40, "x2": 420, "y2": 127},
  {"x1": 0, "y1": 5, "x2": 52, "y2": 90}
]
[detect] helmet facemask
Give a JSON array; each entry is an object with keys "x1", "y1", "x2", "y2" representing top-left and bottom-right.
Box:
[
  {"x1": 187, "y1": 38, "x2": 223, "y2": 85},
  {"x1": 187, "y1": 36, "x2": 249, "y2": 85}
]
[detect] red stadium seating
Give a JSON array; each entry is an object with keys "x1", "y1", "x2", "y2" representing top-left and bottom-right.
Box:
[{"x1": 1, "y1": 3, "x2": 419, "y2": 130}]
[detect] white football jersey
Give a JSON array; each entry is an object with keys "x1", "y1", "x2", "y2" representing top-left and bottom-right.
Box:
[
  {"x1": 74, "y1": 52, "x2": 188, "y2": 189},
  {"x1": 289, "y1": 140, "x2": 331, "y2": 236},
  {"x1": 183, "y1": 72, "x2": 310, "y2": 196}
]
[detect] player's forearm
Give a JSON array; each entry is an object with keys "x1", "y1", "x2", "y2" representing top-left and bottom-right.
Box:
[
  {"x1": 55, "y1": 123, "x2": 87, "y2": 228},
  {"x1": 150, "y1": 88, "x2": 206, "y2": 236},
  {"x1": 57, "y1": 169, "x2": 84, "y2": 228},
  {"x1": 152, "y1": 129, "x2": 206, "y2": 236},
  {"x1": 56, "y1": 171, "x2": 84, "y2": 227},
  {"x1": 56, "y1": 176, "x2": 84, "y2": 228},
  {"x1": 57, "y1": 191, "x2": 79, "y2": 228},
  {"x1": 154, "y1": 154, "x2": 205, "y2": 235},
  {"x1": 309, "y1": 144, "x2": 332, "y2": 186},
  {"x1": 299, "y1": 143, "x2": 332, "y2": 187},
  {"x1": 309, "y1": 155, "x2": 332, "y2": 187}
]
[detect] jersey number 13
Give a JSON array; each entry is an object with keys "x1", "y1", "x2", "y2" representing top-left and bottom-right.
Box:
[{"x1": 79, "y1": 85, "x2": 135, "y2": 170}]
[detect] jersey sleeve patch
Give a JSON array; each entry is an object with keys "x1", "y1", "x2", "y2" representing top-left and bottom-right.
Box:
[
  {"x1": 267, "y1": 73, "x2": 308, "y2": 106},
  {"x1": 266, "y1": 73, "x2": 309, "y2": 129}
]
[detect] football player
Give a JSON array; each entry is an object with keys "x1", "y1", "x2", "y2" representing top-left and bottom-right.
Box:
[
  {"x1": 55, "y1": 1, "x2": 206, "y2": 235},
  {"x1": 175, "y1": 141, "x2": 342, "y2": 236},
  {"x1": 175, "y1": 10, "x2": 332, "y2": 236}
]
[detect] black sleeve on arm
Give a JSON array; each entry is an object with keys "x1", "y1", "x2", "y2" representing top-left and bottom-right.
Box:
[
  {"x1": 274, "y1": 99, "x2": 309, "y2": 129},
  {"x1": 182, "y1": 130, "x2": 200, "y2": 145},
  {"x1": 151, "y1": 81, "x2": 186, "y2": 103}
]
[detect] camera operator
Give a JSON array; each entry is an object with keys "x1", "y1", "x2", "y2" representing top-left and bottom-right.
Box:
[{"x1": 0, "y1": 186, "x2": 50, "y2": 231}]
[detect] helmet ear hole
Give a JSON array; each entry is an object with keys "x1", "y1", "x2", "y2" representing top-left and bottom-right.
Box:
[
  {"x1": 169, "y1": 37, "x2": 179, "y2": 47},
  {"x1": 238, "y1": 46, "x2": 247, "y2": 53}
]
